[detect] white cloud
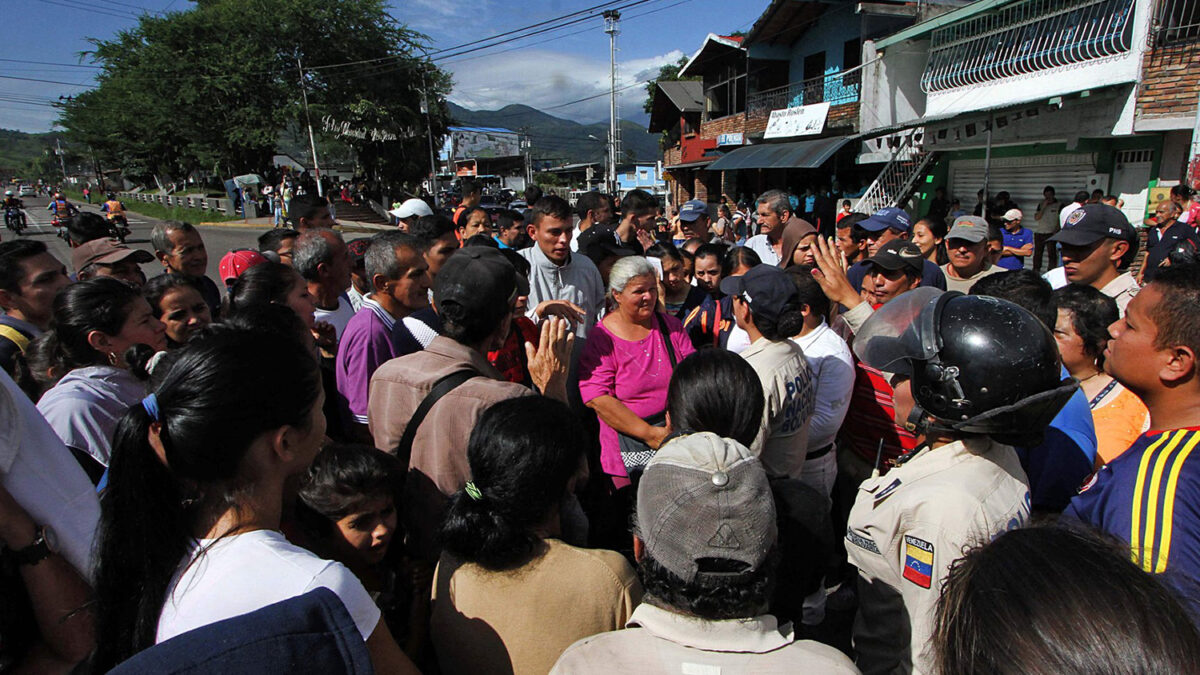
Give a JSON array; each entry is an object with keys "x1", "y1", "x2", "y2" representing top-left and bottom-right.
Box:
[{"x1": 445, "y1": 47, "x2": 684, "y2": 123}]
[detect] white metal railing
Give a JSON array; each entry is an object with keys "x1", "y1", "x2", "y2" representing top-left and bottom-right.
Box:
[
  {"x1": 856, "y1": 131, "x2": 938, "y2": 214},
  {"x1": 921, "y1": 0, "x2": 1135, "y2": 93}
]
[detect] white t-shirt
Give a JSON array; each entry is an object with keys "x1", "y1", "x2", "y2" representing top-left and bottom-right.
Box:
[
  {"x1": 744, "y1": 234, "x2": 781, "y2": 266},
  {"x1": 156, "y1": 529, "x2": 380, "y2": 644},
  {"x1": 314, "y1": 296, "x2": 357, "y2": 340}
]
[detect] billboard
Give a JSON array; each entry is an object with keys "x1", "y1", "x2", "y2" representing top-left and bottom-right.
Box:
[{"x1": 440, "y1": 126, "x2": 521, "y2": 162}]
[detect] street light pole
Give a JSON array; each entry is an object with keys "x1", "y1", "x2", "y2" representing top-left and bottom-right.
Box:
[
  {"x1": 421, "y1": 65, "x2": 439, "y2": 206},
  {"x1": 603, "y1": 10, "x2": 620, "y2": 196},
  {"x1": 296, "y1": 57, "x2": 324, "y2": 197}
]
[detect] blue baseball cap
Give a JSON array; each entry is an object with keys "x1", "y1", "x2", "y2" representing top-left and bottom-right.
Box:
[
  {"x1": 719, "y1": 264, "x2": 798, "y2": 326},
  {"x1": 678, "y1": 199, "x2": 708, "y2": 222},
  {"x1": 857, "y1": 207, "x2": 912, "y2": 233}
]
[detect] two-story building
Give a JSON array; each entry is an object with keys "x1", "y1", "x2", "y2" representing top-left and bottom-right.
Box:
[
  {"x1": 651, "y1": 34, "x2": 747, "y2": 208},
  {"x1": 857, "y1": 0, "x2": 1198, "y2": 225},
  {"x1": 692, "y1": 0, "x2": 957, "y2": 230}
]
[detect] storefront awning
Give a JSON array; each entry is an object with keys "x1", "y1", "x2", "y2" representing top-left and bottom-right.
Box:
[{"x1": 706, "y1": 136, "x2": 854, "y2": 171}]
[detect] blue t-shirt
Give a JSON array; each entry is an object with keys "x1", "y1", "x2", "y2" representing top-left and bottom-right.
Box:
[
  {"x1": 1065, "y1": 427, "x2": 1200, "y2": 619},
  {"x1": 997, "y1": 227, "x2": 1033, "y2": 270},
  {"x1": 1015, "y1": 371, "x2": 1097, "y2": 512},
  {"x1": 847, "y1": 258, "x2": 947, "y2": 293}
]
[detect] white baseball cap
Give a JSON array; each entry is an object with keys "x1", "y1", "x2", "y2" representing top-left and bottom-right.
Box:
[{"x1": 390, "y1": 198, "x2": 433, "y2": 220}]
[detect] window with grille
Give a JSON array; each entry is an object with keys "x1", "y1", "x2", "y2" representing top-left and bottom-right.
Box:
[{"x1": 921, "y1": 0, "x2": 1135, "y2": 94}]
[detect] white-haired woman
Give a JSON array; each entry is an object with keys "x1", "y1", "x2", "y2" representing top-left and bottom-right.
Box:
[{"x1": 579, "y1": 256, "x2": 695, "y2": 489}]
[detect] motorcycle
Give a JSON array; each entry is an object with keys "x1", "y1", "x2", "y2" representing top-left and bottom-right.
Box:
[
  {"x1": 3, "y1": 207, "x2": 25, "y2": 234},
  {"x1": 107, "y1": 213, "x2": 130, "y2": 243}
]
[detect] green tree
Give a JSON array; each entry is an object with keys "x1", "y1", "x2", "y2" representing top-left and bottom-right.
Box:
[
  {"x1": 58, "y1": 0, "x2": 451, "y2": 190},
  {"x1": 642, "y1": 56, "x2": 696, "y2": 115}
]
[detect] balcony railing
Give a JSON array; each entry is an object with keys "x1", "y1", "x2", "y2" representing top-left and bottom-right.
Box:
[
  {"x1": 1152, "y1": 0, "x2": 1200, "y2": 46},
  {"x1": 922, "y1": 0, "x2": 1134, "y2": 93},
  {"x1": 746, "y1": 65, "x2": 864, "y2": 118}
]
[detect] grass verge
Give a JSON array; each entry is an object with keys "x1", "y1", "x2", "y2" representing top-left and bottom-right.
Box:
[{"x1": 61, "y1": 189, "x2": 244, "y2": 223}]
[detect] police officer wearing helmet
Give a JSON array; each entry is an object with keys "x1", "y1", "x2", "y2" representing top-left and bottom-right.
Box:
[{"x1": 843, "y1": 286, "x2": 1078, "y2": 675}]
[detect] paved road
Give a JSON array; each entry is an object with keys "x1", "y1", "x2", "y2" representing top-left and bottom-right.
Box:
[{"x1": 10, "y1": 195, "x2": 273, "y2": 290}]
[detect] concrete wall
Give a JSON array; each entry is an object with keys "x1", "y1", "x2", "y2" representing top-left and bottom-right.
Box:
[{"x1": 859, "y1": 38, "x2": 928, "y2": 133}]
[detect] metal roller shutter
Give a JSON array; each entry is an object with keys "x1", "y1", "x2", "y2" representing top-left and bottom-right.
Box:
[{"x1": 948, "y1": 154, "x2": 1097, "y2": 214}]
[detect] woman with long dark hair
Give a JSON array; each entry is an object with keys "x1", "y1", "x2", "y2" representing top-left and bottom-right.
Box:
[
  {"x1": 90, "y1": 329, "x2": 417, "y2": 673},
  {"x1": 36, "y1": 277, "x2": 165, "y2": 479},
  {"x1": 432, "y1": 396, "x2": 640, "y2": 675}
]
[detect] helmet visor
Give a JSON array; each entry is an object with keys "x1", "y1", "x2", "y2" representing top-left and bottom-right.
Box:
[{"x1": 853, "y1": 286, "x2": 946, "y2": 375}]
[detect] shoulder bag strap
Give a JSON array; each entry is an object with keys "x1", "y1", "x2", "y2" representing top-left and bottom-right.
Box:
[
  {"x1": 394, "y1": 369, "x2": 477, "y2": 464},
  {"x1": 655, "y1": 313, "x2": 678, "y2": 368}
]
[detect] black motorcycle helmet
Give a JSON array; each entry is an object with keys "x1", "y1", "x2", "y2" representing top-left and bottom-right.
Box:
[
  {"x1": 106, "y1": 193, "x2": 115, "y2": 200},
  {"x1": 855, "y1": 288, "x2": 1077, "y2": 445}
]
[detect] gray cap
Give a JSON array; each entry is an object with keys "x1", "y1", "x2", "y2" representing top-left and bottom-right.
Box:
[
  {"x1": 945, "y1": 215, "x2": 989, "y2": 244},
  {"x1": 637, "y1": 432, "x2": 777, "y2": 582}
]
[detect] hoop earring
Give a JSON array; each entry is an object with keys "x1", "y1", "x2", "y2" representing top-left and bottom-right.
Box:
[{"x1": 107, "y1": 351, "x2": 119, "y2": 367}]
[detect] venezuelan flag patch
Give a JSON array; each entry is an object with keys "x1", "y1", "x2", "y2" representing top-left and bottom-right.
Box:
[{"x1": 902, "y1": 535, "x2": 934, "y2": 589}]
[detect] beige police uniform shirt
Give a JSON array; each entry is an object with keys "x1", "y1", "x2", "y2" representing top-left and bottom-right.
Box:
[
  {"x1": 845, "y1": 437, "x2": 1030, "y2": 675},
  {"x1": 740, "y1": 337, "x2": 815, "y2": 479},
  {"x1": 1100, "y1": 272, "x2": 1139, "y2": 317}
]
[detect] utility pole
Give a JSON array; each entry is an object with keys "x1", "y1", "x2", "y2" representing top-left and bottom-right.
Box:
[
  {"x1": 603, "y1": 10, "x2": 620, "y2": 196},
  {"x1": 55, "y1": 138, "x2": 68, "y2": 184},
  {"x1": 421, "y1": 66, "x2": 439, "y2": 206},
  {"x1": 296, "y1": 57, "x2": 324, "y2": 197},
  {"x1": 520, "y1": 127, "x2": 533, "y2": 191}
]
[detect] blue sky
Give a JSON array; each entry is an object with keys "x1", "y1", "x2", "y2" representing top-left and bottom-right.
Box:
[{"x1": 0, "y1": 0, "x2": 768, "y2": 133}]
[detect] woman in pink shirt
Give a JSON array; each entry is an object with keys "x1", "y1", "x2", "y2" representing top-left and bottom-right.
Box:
[{"x1": 579, "y1": 256, "x2": 695, "y2": 488}]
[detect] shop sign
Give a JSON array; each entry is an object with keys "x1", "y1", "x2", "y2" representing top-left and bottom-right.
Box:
[{"x1": 764, "y1": 102, "x2": 830, "y2": 139}]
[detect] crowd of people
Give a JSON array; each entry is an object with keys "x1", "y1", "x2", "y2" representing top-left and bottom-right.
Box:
[{"x1": 1, "y1": 179, "x2": 1199, "y2": 674}]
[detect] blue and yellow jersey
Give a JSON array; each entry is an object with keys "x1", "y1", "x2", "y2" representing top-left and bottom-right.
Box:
[{"x1": 1066, "y1": 428, "x2": 1200, "y2": 610}]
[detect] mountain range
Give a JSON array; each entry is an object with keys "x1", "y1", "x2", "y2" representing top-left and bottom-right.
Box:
[{"x1": 447, "y1": 101, "x2": 661, "y2": 166}]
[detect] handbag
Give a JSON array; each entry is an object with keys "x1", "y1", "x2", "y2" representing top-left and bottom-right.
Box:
[{"x1": 617, "y1": 314, "x2": 679, "y2": 480}]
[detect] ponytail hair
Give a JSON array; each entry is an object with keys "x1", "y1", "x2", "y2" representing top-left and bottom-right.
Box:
[
  {"x1": 751, "y1": 300, "x2": 806, "y2": 341},
  {"x1": 438, "y1": 396, "x2": 582, "y2": 571},
  {"x1": 49, "y1": 276, "x2": 142, "y2": 371},
  {"x1": 91, "y1": 328, "x2": 322, "y2": 670}
]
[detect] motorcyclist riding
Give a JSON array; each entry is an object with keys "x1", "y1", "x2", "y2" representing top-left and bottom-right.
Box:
[
  {"x1": 101, "y1": 192, "x2": 131, "y2": 242},
  {"x1": 3, "y1": 191, "x2": 26, "y2": 233},
  {"x1": 48, "y1": 192, "x2": 77, "y2": 240}
]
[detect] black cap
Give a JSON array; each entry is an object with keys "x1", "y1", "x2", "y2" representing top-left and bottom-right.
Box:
[
  {"x1": 1049, "y1": 204, "x2": 1134, "y2": 246},
  {"x1": 433, "y1": 247, "x2": 517, "y2": 321},
  {"x1": 864, "y1": 239, "x2": 924, "y2": 276},
  {"x1": 577, "y1": 225, "x2": 635, "y2": 265},
  {"x1": 719, "y1": 264, "x2": 797, "y2": 326}
]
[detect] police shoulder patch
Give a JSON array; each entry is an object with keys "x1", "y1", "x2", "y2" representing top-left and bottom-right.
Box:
[
  {"x1": 846, "y1": 527, "x2": 881, "y2": 555},
  {"x1": 873, "y1": 478, "x2": 902, "y2": 504},
  {"x1": 902, "y1": 535, "x2": 934, "y2": 589}
]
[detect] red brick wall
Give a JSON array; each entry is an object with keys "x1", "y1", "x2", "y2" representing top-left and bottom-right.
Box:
[
  {"x1": 1137, "y1": 43, "x2": 1200, "y2": 119},
  {"x1": 828, "y1": 101, "x2": 859, "y2": 130},
  {"x1": 700, "y1": 114, "x2": 747, "y2": 138}
]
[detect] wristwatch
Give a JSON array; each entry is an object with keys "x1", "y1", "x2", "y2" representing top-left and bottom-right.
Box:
[{"x1": 8, "y1": 525, "x2": 58, "y2": 567}]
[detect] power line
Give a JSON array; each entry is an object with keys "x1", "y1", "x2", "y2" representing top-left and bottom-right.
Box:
[{"x1": 35, "y1": 0, "x2": 137, "y2": 20}]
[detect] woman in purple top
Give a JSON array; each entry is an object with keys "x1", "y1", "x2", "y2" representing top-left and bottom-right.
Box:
[{"x1": 579, "y1": 256, "x2": 695, "y2": 488}]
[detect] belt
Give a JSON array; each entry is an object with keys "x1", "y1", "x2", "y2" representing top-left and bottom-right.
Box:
[{"x1": 807, "y1": 443, "x2": 834, "y2": 460}]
